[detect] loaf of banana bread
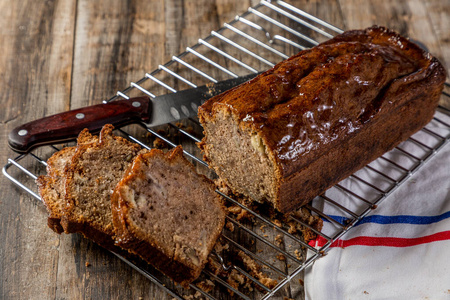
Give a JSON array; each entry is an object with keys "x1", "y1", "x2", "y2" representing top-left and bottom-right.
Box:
[
  {"x1": 112, "y1": 146, "x2": 226, "y2": 287},
  {"x1": 198, "y1": 26, "x2": 446, "y2": 213}
]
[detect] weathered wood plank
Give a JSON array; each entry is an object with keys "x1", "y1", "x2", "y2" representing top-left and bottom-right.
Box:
[
  {"x1": 0, "y1": 1, "x2": 76, "y2": 299},
  {"x1": 424, "y1": 0, "x2": 450, "y2": 108},
  {"x1": 424, "y1": 0, "x2": 450, "y2": 72}
]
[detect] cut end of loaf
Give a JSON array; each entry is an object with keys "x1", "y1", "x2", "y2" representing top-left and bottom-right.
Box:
[{"x1": 199, "y1": 108, "x2": 279, "y2": 208}]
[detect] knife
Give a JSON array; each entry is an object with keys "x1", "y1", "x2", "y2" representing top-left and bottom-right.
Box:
[{"x1": 8, "y1": 73, "x2": 258, "y2": 153}]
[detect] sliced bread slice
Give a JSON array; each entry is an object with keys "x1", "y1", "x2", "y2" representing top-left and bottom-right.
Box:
[
  {"x1": 112, "y1": 146, "x2": 226, "y2": 287},
  {"x1": 62, "y1": 124, "x2": 142, "y2": 250},
  {"x1": 37, "y1": 129, "x2": 98, "y2": 233}
]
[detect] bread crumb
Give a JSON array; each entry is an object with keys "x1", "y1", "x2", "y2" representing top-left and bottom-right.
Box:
[
  {"x1": 276, "y1": 254, "x2": 286, "y2": 261},
  {"x1": 275, "y1": 234, "x2": 283, "y2": 245},
  {"x1": 259, "y1": 276, "x2": 278, "y2": 289},
  {"x1": 153, "y1": 138, "x2": 168, "y2": 149},
  {"x1": 294, "y1": 249, "x2": 302, "y2": 260},
  {"x1": 260, "y1": 224, "x2": 267, "y2": 232},
  {"x1": 225, "y1": 221, "x2": 235, "y2": 232},
  {"x1": 196, "y1": 279, "x2": 215, "y2": 293},
  {"x1": 206, "y1": 257, "x2": 223, "y2": 276},
  {"x1": 287, "y1": 207, "x2": 324, "y2": 242},
  {"x1": 185, "y1": 126, "x2": 194, "y2": 134},
  {"x1": 238, "y1": 250, "x2": 260, "y2": 274},
  {"x1": 227, "y1": 205, "x2": 253, "y2": 221},
  {"x1": 214, "y1": 241, "x2": 229, "y2": 254},
  {"x1": 226, "y1": 269, "x2": 245, "y2": 296},
  {"x1": 237, "y1": 250, "x2": 278, "y2": 289},
  {"x1": 299, "y1": 279, "x2": 304, "y2": 286}
]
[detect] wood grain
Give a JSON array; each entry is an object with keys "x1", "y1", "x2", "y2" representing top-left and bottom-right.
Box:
[
  {"x1": 1, "y1": 0, "x2": 448, "y2": 299},
  {"x1": 0, "y1": 1, "x2": 76, "y2": 299}
]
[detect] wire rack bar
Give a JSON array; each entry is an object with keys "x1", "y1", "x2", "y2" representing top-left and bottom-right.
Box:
[
  {"x1": 223, "y1": 23, "x2": 290, "y2": 59},
  {"x1": 211, "y1": 31, "x2": 276, "y2": 67},
  {"x1": 334, "y1": 183, "x2": 375, "y2": 206},
  {"x1": 275, "y1": 1, "x2": 344, "y2": 34},
  {"x1": 198, "y1": 39, "x2": 260, "y2": 73},
  {"x1": 320, "y1": 195, "x2": 360, "y2": 218},
  {"x1": 261, "y1": 1, "x2": 335, "y2": 39},
  {"x1": 248, "y1": 7, "x2": 320, "y2": 46}
]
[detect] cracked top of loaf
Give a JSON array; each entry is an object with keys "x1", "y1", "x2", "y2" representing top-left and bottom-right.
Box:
[{"x1": 199, "y1": 26, "x2": 446, "y2": 177}]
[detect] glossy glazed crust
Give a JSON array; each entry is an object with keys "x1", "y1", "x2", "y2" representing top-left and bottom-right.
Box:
[{"x1": 199, "y1": 26, "x2": 447, "y2": 213}]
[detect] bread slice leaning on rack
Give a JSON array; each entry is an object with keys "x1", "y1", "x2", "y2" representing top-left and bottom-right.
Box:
[
  {"x1": 112, "y1": 146, "x2": 226, "y2": 287},
  {"x1": 61, "y1": 124, "x2": 143, "y2": 251},
  {"x1": 37, "y1": 130, "x2": 98, "y2": 233}
]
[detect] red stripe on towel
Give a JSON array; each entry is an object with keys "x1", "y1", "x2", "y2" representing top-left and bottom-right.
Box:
[{"x1": 309, "y1": 231, "x2": 450, "y2": 248}]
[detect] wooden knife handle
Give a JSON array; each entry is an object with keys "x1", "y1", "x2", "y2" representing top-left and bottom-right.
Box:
[{"x1": 8, "y1": 97, "x2": 150, "y2": 153}]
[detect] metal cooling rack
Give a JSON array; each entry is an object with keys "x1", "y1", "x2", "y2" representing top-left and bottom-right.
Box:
[{"x1": 3, "y1": 1, "x2": 450, "y2": 299}]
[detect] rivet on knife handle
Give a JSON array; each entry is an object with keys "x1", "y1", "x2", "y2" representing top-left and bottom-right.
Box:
[{"x1": 8, "y1": 97, "x2": 150, "y2": 153}]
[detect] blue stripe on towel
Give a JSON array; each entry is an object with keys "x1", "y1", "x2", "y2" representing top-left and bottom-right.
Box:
[{"x1": 323, "y1": 211, "x2": 450, "y2": 226}]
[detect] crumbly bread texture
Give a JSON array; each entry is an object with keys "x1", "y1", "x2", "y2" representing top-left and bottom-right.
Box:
[
  {"x1": 37, "y1": 130, "x2": 98, "y2": 233},
  {"x1": 112, "y1": 146, "x2": 226, "y2": 287},
  {"x1": 215, "y1": 177, "x2": 323, "y2": 242},
  {"x1": 62, "y1": 124, "x2": 142, "y2": 250},
  {"x1": 198, "y1": 26, "x2": 447, "y2": 213}
]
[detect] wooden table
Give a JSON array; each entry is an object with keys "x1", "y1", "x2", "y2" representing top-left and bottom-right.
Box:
[{"x1": 1, "y1": 0, "x2": 448, "y2": 299}]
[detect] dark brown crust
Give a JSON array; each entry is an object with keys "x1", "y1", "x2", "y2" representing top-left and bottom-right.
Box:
[
  {"x1": 37, "y1": 147, "x2": 77, "y2": 234},
  {"x1": 36, "y1": 175, "x2": 65, "y2": 234},
  {"x1": 198, "y1": 26, "x2": 447, "y2": 213},
  {"x1": 112, "y1": 146, "x2": 226, "y2": 287},
  {"x1": 277, "y1": 83, "x2": 440, "y2": 211}
]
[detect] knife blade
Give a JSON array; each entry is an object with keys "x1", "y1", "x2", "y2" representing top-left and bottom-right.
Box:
[{"x1": 8, "y1": 73, "x2": 258, "y2": 153}]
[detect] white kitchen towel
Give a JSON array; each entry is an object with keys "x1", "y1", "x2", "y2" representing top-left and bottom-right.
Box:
[{"x1": 304, "y1": 111, "x2": 450, "y2": 300}]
